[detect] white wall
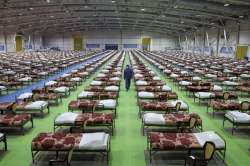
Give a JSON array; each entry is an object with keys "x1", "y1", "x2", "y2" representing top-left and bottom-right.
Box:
[
  {"x1": 42, "y1": 30, "x2": 178, "y2": 51},
  {"x1": 0, "y1": 32, "x2": 43, "y2": 52},
  {"x1": 180, "y1": 21, "x2": 250, "y2": 58}
]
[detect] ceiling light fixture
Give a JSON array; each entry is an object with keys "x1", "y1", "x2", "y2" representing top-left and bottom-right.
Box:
[
  {"x1": 224, "y1": 3, "x2": 230, "y2": 7},
  {"x1": 50, "y1": 15, "x2": 54, "y2": 18},
  {"x1": 29, "y1": 7, "x2": 34, "y2": 10},
  {"x1": 141, "y1": 8, "x2": 145, "y2": 11},
  {"x1": 111, "y1": 0, "x2": 116, "y2": 3},
  {"x1": 239, "y1": 15, "x2": 244, "y2": 18}
]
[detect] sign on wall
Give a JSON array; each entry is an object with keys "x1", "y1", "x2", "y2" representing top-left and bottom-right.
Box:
[
  {"x1": 86, "y1": 44, "x2": 100, "y2": 48},
  {"x1": 123, "y1": 44, "x2": 137, "y2": 48},
  {"x1": 0, "y1": 44, "x2": 4, "y2": 51}
]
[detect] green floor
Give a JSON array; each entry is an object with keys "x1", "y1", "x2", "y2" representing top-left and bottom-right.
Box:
[{"x1": 0, "y1": 53, "x2": 249, "y2": 166}]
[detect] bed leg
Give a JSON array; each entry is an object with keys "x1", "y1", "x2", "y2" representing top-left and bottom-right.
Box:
[
  {"x1": 3, "y1": 134, "x2": 7, "y2": 151},
  {"x1": 232, "y1": 124, "x2": 235, "y2": 135},
  {"x1": 149, "y1": 149, "x2": 152, "y2": 163}
]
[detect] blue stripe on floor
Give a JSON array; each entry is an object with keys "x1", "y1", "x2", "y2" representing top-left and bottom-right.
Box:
[{"x1": 0, "y1": 51, "x2": 109, "y2": 102}]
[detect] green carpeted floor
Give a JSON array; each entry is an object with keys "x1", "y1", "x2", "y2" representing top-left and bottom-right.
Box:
[{"x1": 0, "y1": 53, "x2": 249, "y2": 166}]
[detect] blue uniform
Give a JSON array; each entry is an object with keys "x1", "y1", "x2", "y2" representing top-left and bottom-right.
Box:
[{"x1": 124, "y1": 67, "x2": 133, "y2": 91}]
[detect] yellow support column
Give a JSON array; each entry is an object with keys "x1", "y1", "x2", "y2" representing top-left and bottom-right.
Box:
[
  {"x1": 236, "y1": 45, "x2": 248, "y2": 60},
  {"x1": 73, "y1": 37, "x2": 83, "y2": 51},
  {"x1": 15, "y1": 36, "x2": 23, "y2": 52}
]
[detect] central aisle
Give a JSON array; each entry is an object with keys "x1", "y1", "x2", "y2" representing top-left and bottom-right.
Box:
[{"x1": 111, "y1": 53, "x2": 146, "y2": 166}]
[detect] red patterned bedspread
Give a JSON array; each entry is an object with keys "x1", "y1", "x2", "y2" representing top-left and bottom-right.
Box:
[
  {"x1": 0, "y1": 114, "x2": 31, "y2": 126},
  {"x1": 68, "y1": 100, "x2": 96, "y2": 110},
  {"x1": 149, "y1": 132, "x2": 200, "y2": 150},
  {"x1": 139, "y1": 101, "x2": 171, "y2": 111},
  {"x1": 210, "y1": 100, "x2": 241, "y2": 110},
  {"x1": 32, "y1": 133, "x2": 82, "y2": 151},
  {"x1": 163, "y1": 113, "x2": 202, "y2": 126},
  {"x1": 75, "y1": 113, "x2": 113, "y2": 125}
]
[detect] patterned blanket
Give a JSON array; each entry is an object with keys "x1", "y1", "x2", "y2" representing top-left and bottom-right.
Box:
[
  {"x1": 0, "y1": 114, "x2": 31, "y2": 126},
  {"x1": 137, "y1": 86, "x2": 162, "y2": 92},
  {"x1": 187, "y1": 86, "x2": 211, "y2": 92},
  {"x1": 210, "y1": 100, "x2": 241, "y2": 110},
  {"x1": 68, "y1": 100, "x2": 96, "y2": 110},
  {"x1": 139, "y1": 101, "x2": 171, "y2": 111},
  {"x1": 32, "y1": 133, "x2": 82, "y2": 150},
  {"x1": 75, "y1": 113, "x2": 113, "y2": 125},
  {"x1": 163, "y1": 113, "x2": 202, "y2": 126},
  {"x1": 149, "y1": 132, "x2": 200, "y2": 150}
]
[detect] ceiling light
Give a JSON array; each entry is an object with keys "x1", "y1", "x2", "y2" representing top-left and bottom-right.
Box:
[
  {"x1": 29, "y1": 7, "x2": 34, "y2": 10},
  {"x1": 141, "y1": 8, "x2": 145, "y2": 11},
  {"x1": 50, "y1": 15, "x2": 54, "y2": 18},
  {"x1": 180, "y1": 21, "x2": 184, "y2": 24},
  {"x1": 224, "y1": 3, "x2": 230, "y2": 7},
  {"x1": 239, "y1": 15, "x2": 244, "y2": 18},
  {"x1": 111, "y1": 0, "x2": 116, "y2": 3},
  {"x1": 46, "y1": 0, "x2": 51, "y2": 3}
]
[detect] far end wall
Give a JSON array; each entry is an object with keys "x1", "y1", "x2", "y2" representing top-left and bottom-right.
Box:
[{"x1": 43, "y1": 30, "x2": 178, "y2": 51}]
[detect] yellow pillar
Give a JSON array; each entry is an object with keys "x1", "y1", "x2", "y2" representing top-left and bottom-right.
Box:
[{"x1": 15, "y1": 36, "x2": 23, "y2": 52}]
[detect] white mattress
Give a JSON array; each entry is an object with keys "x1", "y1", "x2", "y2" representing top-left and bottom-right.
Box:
[
  {"x1": 25, "y1": 101, "x2": 48, "y2": 110},
  {"x1": 179, "y1": 81, "x2": 192, "y2": 86},
  {"x1": 54, "y1": 86, "x2": 69, "y2": 93},
  {"x1": 55, "y1": 112, "x2": 78, "y2": 124},
  {"x1": 90, "y1": 81, "x2": 102, "y2": 86},
  {"x1": 194, "y1": 131, "x2": 225, "y2": 149},
  {"x1": 153, "y1": 76, "x2": 161, "y2": 81},
  {"x1": 97, "y1": 73, "x2": 106, "y2": 78},
  {"x1": 99, "y1": 99, "x2": 116, "y2": 109},
  {"x1": 167, "y1": 100, "x2": 188, "y2": 109},
  {"x1": 45, "y1": 80, "x2": 57, "y2": 86},
  {"x1": 78, "y1": 91, "x2": 95, "y2": 98},
  {"x1": 110, "y1": 77, "x2": 120, "y2": 81},
  {"x1": 71, "y1": 77, "x2": 81, "y2": 82},
  {"x1": 170, "y1": 73, "x2": 179, "y2": 78},
  {"x1": 79, "y1": 132, "x2": 109, "y2": 150},
  {"x1": 143, "y1": 113, "x2": 165, "y2": 125},
  {"x1": 205, "y1": 74, "x2": 217, "y2": 78},
  {"x1": 161, "y1": 85, "x2": 172, "y2": 92},
  {"x1": 0, "y1": 86, "x2": 7, "y2": 90},
  {"x1": 138, "y1": 91, "x2": 154, "y2": 99},
  {"x1": 213, "y1": 85, "x2": 223, "y2": 91},
  {"x1": 18, "y1": 92, "x2": 33, "y2": 100},
  {"x1": 136, "y1": 80, "x2": 148, "y2": 86},
  {"x1": 195, "y1": 92, "x2": 215, "y2": 99},
  {"x1": 61, "y1": 73, "x2": 71, "y2": 78},
  {"x1": 192, "y1": 76, "x2": 202, "y2": 81},
  {"x1": 225, "y1": 111, "x2": 250, "y2": 123},
  {"x1": 223, "y1": 81, "x2": 239, "y2": 86},
  {"x1": 114, "y1": 71, "x2": 121, "y2": 75},
  {"x1": 104, "y1": 86, "x2": 119, "y2": 92},
  {"x1": 134, "y1": 74, "x2": 143, "y2": 78},
  {"x1": 18, "y1": 77, "x2": 32, "y2": 82}
]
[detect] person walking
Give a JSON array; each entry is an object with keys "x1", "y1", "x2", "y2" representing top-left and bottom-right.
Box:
[{"x1": 124, "y1": 65, "x2": 133, "y2": 91}]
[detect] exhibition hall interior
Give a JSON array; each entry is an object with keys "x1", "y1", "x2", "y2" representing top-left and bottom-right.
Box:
[{"x1": 0, "y1": 0, "x2": 250, "y2": 166}]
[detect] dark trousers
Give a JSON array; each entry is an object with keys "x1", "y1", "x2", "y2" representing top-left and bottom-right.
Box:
[{"x1": 125, "y1": 79, "x2": 131, "y2": 91}]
